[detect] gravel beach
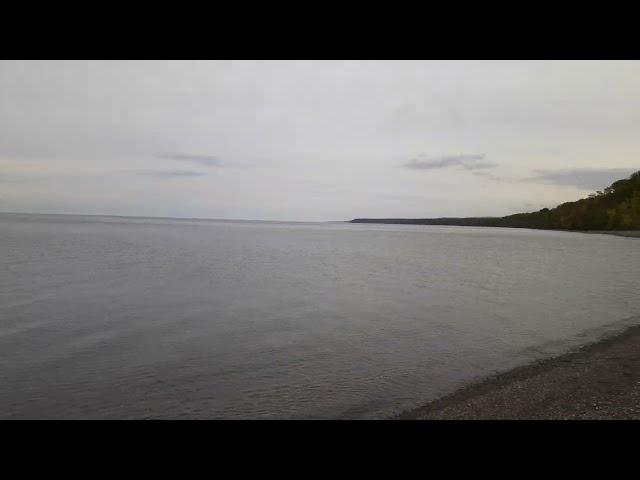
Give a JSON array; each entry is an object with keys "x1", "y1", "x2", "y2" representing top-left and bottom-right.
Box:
[
  {"x1": 582, "y1": 231, "x2": 640, "y2": 239},
  {"x1": 397, "y1": 322, "x2": 640, "y2": 420}
]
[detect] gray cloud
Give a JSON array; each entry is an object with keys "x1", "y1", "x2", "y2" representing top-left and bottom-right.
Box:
[
  {"x1": 403, "y1": 154, "x2": 496, "y2": 171},
  {"x1": 126, "y1": 169, "x2": 206, "y2": 178},
  {"x1": 528, "y1": 168, "x2": 637, "y2": 190},
  {"x1": 156, "y1": 153, "x2": 221, "y2": 167},
  {"x1": 2, "y1": 61, "x2": 640, "y2": 221}
]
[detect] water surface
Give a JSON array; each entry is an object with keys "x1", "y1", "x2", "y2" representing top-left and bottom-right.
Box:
[{"x1": 1, "y1": 213, "x2": 638, "y2": 418}]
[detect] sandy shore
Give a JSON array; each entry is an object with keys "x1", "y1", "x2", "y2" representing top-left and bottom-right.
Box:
[
  {"x1": 580, "y1": 230, "x2": 640, "y2": 238},
  {"x1": 397, "y1": 322, "x2": 640, "y2": 419}
]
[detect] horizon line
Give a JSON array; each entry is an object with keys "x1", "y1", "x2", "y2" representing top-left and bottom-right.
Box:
[{"x1": 0, "y1": 210, "x2": 349, "y2": 224}]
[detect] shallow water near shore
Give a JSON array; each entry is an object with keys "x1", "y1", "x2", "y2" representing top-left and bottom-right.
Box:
[{"x1": 1, "y1": 213, "x2": 639, "y2": 419}]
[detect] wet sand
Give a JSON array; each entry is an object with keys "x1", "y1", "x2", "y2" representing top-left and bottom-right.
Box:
[{"x1": 397, "y1": 322, "x2": 640, "y2": 420}]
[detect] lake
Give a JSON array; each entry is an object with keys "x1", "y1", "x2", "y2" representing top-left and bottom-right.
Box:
[{"x1": 1, "y1": 213, "x2": 639, "y2": 419}]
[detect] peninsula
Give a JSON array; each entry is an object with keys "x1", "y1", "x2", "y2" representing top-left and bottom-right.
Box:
[{"x1": 352, "y1": 170, "x2": 640, "y2": 231}]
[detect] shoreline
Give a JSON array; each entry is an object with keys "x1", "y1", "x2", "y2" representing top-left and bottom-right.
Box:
[
  {"x1": 396, "y1": 320, "x2": 640, "y2": 419},
  {"x1": 577, "y1": 230, "x2": 640, "y2": 238},
  {"x1": 350, "y1": 220, "x2": 640, "y2": 238}
]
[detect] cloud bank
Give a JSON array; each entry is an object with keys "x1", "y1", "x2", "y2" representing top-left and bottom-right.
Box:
[
  {"x1": 2, "y1": 61, "x2": 640, "y2": 220},
  {"x1": 403, "y1": 154, "x2": 496, "y2": 171}
]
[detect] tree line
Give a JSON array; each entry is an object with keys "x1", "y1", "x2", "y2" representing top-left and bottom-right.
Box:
[{"x1": 352, "y1": 170, "x2": 640, "y2": 231}]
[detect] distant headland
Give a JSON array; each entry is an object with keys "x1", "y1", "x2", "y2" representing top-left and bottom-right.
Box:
[{"x1": 352, "y1": 170, "x2": 640, "y2": 231}]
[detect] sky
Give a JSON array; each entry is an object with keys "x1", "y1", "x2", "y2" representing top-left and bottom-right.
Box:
[{"x1": 1, "y1": 60, "x2": 639, "y2": 221}]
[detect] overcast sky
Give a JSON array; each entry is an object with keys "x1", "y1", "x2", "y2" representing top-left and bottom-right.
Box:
[{"x1": 1, "y1": 60, "x2": 639, "y2": 221}]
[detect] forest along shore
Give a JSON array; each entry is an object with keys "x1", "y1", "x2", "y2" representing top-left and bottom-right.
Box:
[
  {"x1": 396, "y1": 321, "x2": 640, "y2": 420},
  {"x1": 352, "y1": 170, "x2": 640, "y2": 231}
]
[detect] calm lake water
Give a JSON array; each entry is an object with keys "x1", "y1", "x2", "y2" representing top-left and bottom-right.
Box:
[{"x1": 1, "y1": 213, "x2": 639, "y2": 419}]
